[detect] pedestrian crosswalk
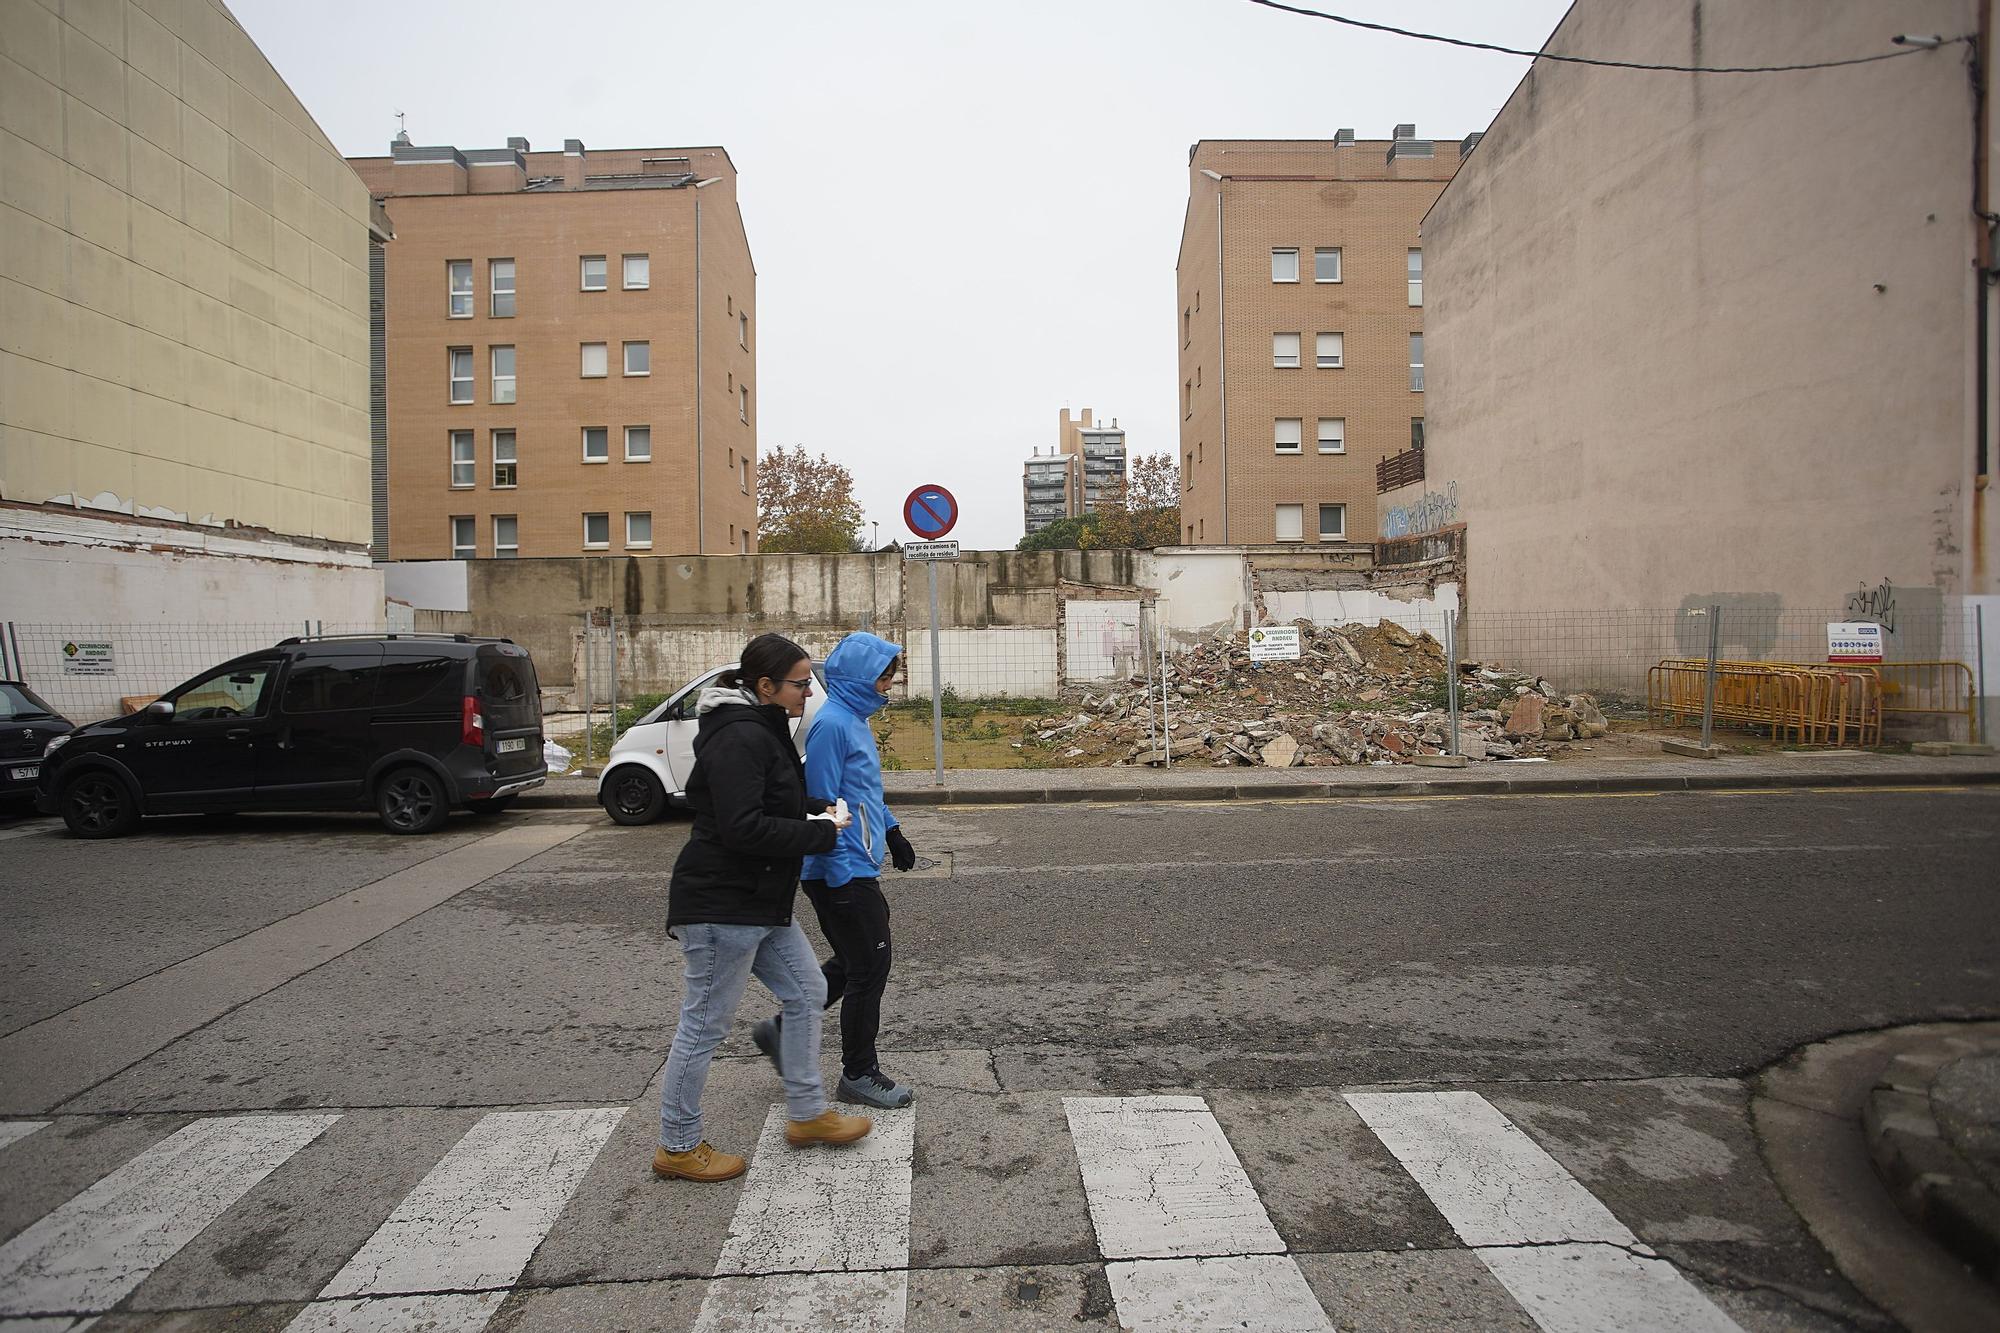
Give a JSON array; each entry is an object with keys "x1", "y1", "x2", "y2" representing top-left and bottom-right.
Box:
[{"x1": 0, "y1": 1089, "x2": 1757, "y2": 1332}]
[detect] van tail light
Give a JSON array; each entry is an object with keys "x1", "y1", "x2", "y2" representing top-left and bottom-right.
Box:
[{"x1": 462, "y1": 695, "x2": 485, "y2": 748}]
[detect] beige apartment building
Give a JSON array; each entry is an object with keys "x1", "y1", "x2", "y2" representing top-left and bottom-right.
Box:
[
  {"x1": 1411, "y1": 0, "x2": 1995, "y2": 669},
  {"x1": 1, "y1": 0, "x2": 380, "y2": 631},
  {"x1": 1176, "y1": 130, "x2": 1465, "y2": 547},
  {"x1": 1023, "y1": 407, "x2": 1128, "y2": 536},
  {"x1": 348, "y1": 139, "x2": 757, "y2": 560}
]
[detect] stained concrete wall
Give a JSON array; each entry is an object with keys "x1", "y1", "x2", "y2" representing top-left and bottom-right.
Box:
[{"x1": 1423, "y1": 0, "x2": 1992, "y2": 668}]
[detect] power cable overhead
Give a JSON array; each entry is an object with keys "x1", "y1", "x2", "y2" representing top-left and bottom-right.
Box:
[{"x1": 1244, "y1": 0, "x2": 1969, "y2": 73}]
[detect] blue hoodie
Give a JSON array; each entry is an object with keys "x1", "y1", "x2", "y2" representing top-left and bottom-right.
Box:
[{"x1": 801, "y1": 632, "x2": 902, "y2": 888}]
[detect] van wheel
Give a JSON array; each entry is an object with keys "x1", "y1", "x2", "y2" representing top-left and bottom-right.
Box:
[
  {"x1": 603, "y1": 767, "x2": 666, "y2": 825},
  {"x1": 61, "y1": 771, "x2": 140, "y2": 839},
  {"x1": 377, "y1": 766, "x2": 449, "y2": 835},
  {"x1": 467, "y1": 797, "x2": 515, "y2": 817}
]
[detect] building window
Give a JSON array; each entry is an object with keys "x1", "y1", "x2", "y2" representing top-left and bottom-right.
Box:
[
  {"x1": 624, "y1": 425, "x2": 651, "y2": 462},
  {"x1": 490, "y1": 259, "x2": 515, "y2": 317},
  {"x1": 740, "y1": 530, "x2": 750, "y2": 554},
  {"x1": 449, "y1": 431, "x2": 474, "y2": 487},
  {"x1": 1272, "y1": 333, "x2": 1300, "y2": 369},
  {"x1": 623, "y1": 341, "x2": 650, "y2": 376},
  {"x1": 450, "y1": 516, "x2": 475, "y2": 559},
  {"x1": 625, "y1": 511, "x2": 652, "y2": 549},
  {"x1": 492, "y1": 431, "x2": 516, "y2": 487},
  {"x1": 1274, "y1": 504, "x2": 1303, "y2": 542},
  {"x1": 1411, "y1": 417, "x2": 1426, "y2": 450},
  {"x1": 738, "y1": 384, "x2": 749, "y2": 422},
  {"x1": 1314, "y1": 247, "x2": 1341, "y2": 283},
  {"x1": 583, "y1": 512, "x2": 610, "y2": 549},
  {"x1": 1183, "y1": 380, "x2": 1192, "y2": 418},
  {"x1": 623, "y1": 254, "x2": 649, "y2": 289},
  {"x1": 1274, "y1": 419, "x2": 1302, "y2": 454},
  {"x1": 581, "y1": 342, "x2": 607, "y2": 378},
  {"x1": 1316, "y1": 332, "x2": 1344, "y2": 368},
  {"x1": 583, "y1": 427, "x2": 609, "y2": 463},
  {"x1": 1410, "y1": 333, "x2": 1425, "y2": 391},
  {"x1": 1271, "y1": 248, "x2": 1299, "y2": 283},
  {"x1": 493, "y1": 515, "x2": 518, "y2": 558},
  {"x1": 581, "y1": 255, "x2": 607, "y2": 291},
  {"x1": 1408, "y1": 249, "x2": 1423, "y2": 306},
  {"x1": 740, "y1": 456, "x2": 750, "y2": 492},
  {"x1": 739, "y1": 311, "x2": 749, "y2": 348},
  {"x1": 1317, "y1": 418, "x2": 1345, "y2": 454},
  {"x1": 1182, "y1": 308, "x2": 1191, "y2": 347},
  {"x1": 449, "y1": 348, "x2": 473, "y2": 403},
  {"x1": 448, "y1": 260, "x2": 472, "y2": 317},
  {"x1": 1319, "y1": 504, "x2": 1347, "y2": 542},
  {"x1": 490, "y1": 346, "x2": 515, "y2": 404}
]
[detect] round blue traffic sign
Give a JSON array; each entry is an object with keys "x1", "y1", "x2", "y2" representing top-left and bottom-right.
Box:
[{"x1": 903, "y1": 485, "x2": 958, "y2": 539}]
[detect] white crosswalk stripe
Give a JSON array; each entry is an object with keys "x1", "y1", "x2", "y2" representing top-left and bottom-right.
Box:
[
  {"x1": 0, "y1": 1114, "x2": 339, "y2": 1322},
  {"x1": 0, "y1": 1123, "x2": 49, "y2": 1153},
  {"x1": 1066, "y1": 1095, "x2": 1334, "y2": 1333},
  {"x1": 1346, "y1": 1091, "x2": 1746, "y2": 1333},
  {"x1": 284, "y1": 1107, "x2": 625, "y2": 1333},
  {"x1": 0, "y1": 1090, "x2": 1768, "y2": 1331},
  {"x1": 692, "y1": 1105, "x2": 916, "y2": 1333}
]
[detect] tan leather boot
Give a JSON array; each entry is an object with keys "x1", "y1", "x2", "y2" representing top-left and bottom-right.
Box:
[
  {"x1": 653, "y1": 1142, "x2": 746, "y2": 1182},
  {"x1": 785, "y1": 1109, "x2": 872, "y2": 1147}
]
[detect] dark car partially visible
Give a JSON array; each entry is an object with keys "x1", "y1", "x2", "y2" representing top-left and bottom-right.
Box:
[{"x1": 0, "y1": 682, "x2": 73, "y2": 809}]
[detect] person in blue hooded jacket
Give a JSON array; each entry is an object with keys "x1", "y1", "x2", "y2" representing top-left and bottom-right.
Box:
[{"x1": 752, "y1": 631, "x2": 917, "y2": 1109}]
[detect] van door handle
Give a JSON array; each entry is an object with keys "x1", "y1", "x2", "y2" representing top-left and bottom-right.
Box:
[{"x1": 227, "y1": 728, "x2": 252, "y2": 740}]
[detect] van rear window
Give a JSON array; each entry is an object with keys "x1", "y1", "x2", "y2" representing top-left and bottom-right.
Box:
[
  {"x1": 376, "y1": 656, "x2": 458, "y2": 709},
  {"x1": 477, "y1": 650, "x2": 541, "y2": 729},
  {"x1": 281, "y1": 658, "x2": 379, "y2": 713}
]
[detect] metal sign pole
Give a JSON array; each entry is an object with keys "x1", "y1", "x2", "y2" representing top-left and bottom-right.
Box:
[
  {"x1": 582, "y1": 620, "x2": 594, "y2": 766},
  {"x1": 927, "y1": 558, "x2": 944, "y2": 785},
  {"x1": 1160, "y1": 616, "x2": 1172, "y2": 768},
  {"x1": 1701, "y1": 603, "x2": 1721, "y2": 750},
  {"x1": 1977, "y1": 603, "x2": 1988, "y2": 745},
  {"x1": 1446, "y1": 609, "x2": 1461, "y2": 756},
  {"x1": 608, "y1": 613, "x2": 620, "y2": 743}
]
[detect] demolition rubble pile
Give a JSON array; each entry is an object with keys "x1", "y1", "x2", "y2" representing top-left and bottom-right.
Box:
[{"x1": 1022, "y1": 619, "x2": 1610, "y2": 767}]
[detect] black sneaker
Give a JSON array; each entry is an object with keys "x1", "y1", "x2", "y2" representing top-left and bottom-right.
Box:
[
  {"x1": 751, "y1": 1015, "x2": 781, "y2": 1073},
  {"x1": 838, "y1": 1068, "x2": 914, "y2": 1109}
]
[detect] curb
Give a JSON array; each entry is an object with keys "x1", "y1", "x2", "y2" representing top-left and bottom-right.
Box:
[
  {"x1": 515, "y1": 765, "x2": 1999, "y2": 811},
  {"x1": 1863, "y1": 1055, "x2": 2000, "y2": 1286}
]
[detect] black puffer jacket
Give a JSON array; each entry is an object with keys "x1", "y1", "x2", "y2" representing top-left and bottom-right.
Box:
[{"x1": 667, "y1": 697, "x2": 838, "y2": 930}]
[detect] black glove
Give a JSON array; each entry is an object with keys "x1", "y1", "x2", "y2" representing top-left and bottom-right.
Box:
[{"x1": 886, "y1": 826, "x2": 916, "y2": 872}]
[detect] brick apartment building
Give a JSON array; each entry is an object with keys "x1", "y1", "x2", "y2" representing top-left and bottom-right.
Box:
[
  {"x1": 347, "y1": 137, "x2": 758, "y2": 559},
  {"x1": 1175, "y1": 129, "x2": 1470, "y2": 545},
  {"x1": 1021, "y1": 407, "x2": 1128, "y2": 536}
]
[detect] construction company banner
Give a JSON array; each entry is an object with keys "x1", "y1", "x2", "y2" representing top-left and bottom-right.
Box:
[
  {"x1": 60, "y1": 641, "x2": 115, "y2": 676},
  {"x1": 1248, "y1": 626, "x2": 1302, "y2": 663},
  {"x1": 1826, "y1": 622, "x2": 1884, "y2": 663}
]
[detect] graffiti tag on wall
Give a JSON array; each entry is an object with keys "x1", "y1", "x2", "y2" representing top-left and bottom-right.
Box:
[
  {"x1": 1845, "y1": 578, "x2": 1897, "y2": 633},
  {"x1": 1380, "y1": 481, "x2": 1459, "y2": 540}
]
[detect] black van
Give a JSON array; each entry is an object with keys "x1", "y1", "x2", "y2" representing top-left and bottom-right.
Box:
[{"x1": 36, "y1": 634, "x2": 546, "y2": 838}]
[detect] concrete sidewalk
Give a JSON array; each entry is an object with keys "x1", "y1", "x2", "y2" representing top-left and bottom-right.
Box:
[{"x1": 520, "y1": 748, "x2": 2000, "y2": 810}]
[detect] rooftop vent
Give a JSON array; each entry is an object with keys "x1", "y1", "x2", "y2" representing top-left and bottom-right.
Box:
[
  {"x1": 506, "y1": 136, "x2": 529, "y2": 152},
  {"x1": 1394, "y1": 122, "x2": 1417, "y2": 140},
  {"x1": 1334, "y1": 128, "x2": 1355, "y2": 146}
]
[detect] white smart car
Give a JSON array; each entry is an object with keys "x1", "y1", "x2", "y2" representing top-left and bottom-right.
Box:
[{"x1": 596, "y1": 661, "x2": 826, "y2": 825}]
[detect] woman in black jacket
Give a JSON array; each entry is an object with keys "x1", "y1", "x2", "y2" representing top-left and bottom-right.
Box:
[{"x1": 654, "y1": 634, "x2": 873, "y2": 1183}]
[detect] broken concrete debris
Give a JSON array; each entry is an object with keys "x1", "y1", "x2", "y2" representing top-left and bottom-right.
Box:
[{"x1": 1024, "y1": 619, "x2": 1610, "y2": 768}]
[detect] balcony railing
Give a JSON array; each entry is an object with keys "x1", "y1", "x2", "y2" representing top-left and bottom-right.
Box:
[{"x1": 1376, "y1": 445, "x2": 1425, "y2": 494}]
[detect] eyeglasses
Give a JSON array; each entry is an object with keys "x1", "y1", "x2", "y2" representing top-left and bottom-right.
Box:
[{"x1": 780, "y1": 677, "x2": 814, "y2": 691}]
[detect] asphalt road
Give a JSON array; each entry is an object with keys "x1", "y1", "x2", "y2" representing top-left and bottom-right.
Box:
[{"x1": 0, "y1": 786, "x2": 1994, "y2": 1331}]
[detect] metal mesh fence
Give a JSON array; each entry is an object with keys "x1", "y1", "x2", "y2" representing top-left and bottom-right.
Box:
[
  {"x1": 1458, "y1": 607, "x2": 1987, "y2": 718},
  {"x1": 1, "y1": 623, "x2": 375, "y2": 723}
]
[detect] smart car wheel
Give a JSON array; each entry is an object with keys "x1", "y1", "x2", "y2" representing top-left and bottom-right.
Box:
[
  {"x1": 603, "y1": 766, "x2": 666, "y2": 825},
  {"x1": 376, "y1": 765, "x2": 449, "y2": 835},
  {"x1": 61, "y1": 771, "x2": 139, "y2": 839}
]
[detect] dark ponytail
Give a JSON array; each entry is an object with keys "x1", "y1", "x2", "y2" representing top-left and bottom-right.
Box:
[{"x1": 719, "y1": 633, "x2": 808, "y2": 694}]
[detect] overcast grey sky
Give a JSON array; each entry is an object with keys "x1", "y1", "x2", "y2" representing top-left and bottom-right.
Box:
[{"x1": 230, "y1": 0, "x2": 1569, "y2": 550}]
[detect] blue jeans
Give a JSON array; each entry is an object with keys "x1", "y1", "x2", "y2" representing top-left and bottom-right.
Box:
[{"x1": 660, "y1": 920, "x2": 827, "y2": 1152}]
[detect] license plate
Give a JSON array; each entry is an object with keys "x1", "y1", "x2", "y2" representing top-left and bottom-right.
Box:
[
  {"x1": 10, "y1": 766, "x2": 38, "y2": 781},
  {"x1": 497, "y1": 738, "x2": 526, "y2": 754}
]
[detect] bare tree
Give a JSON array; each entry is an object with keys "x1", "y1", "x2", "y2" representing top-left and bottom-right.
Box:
[{"x1": 1085, "y1": 452, "x2": 1181, "y2": 549}]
